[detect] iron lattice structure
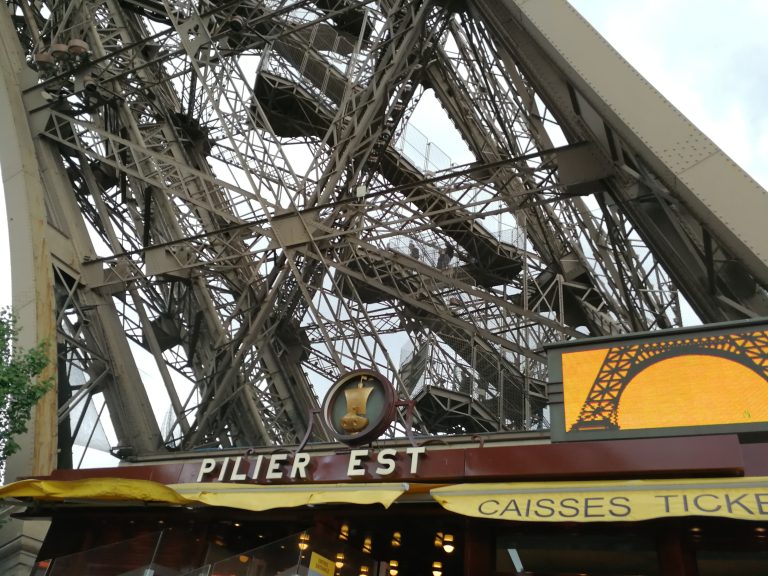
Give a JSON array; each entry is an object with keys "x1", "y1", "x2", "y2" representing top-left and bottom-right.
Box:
[{"x1": 1, "y1": 0, "x2": 767, "y2": 464}]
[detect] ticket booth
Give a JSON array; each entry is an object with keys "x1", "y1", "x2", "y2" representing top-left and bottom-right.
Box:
[{"x1": 5, "y1": 320, "x2": 768, "y2": 575}]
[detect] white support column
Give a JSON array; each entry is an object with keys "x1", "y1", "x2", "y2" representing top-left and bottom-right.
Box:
[{"x1": 0, "y1": 3, "x2": 58, "y2": 573}]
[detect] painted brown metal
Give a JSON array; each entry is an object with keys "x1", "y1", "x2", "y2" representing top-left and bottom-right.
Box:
[
  {"x1": 463, "y1": 435, "x2": 744, "y2": 481},
  {"x1": 740, "y1": 442, "x2": 768, "y2": 476},
  {"x1": 44, "y1": 435, "x2": 746, "y2": 485}
]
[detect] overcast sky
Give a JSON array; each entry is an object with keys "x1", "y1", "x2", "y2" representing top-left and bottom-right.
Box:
[{"x1": 568, "y1": 0, "x2": 768, "y2": 190}]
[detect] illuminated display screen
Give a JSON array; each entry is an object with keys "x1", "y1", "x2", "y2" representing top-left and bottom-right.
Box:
[{"x1": 549, "y1": 322, "x2": 768, "y2": 440}]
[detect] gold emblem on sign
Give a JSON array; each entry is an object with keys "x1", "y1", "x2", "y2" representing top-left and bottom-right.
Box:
[{"x1": 340, "y1": 379, "x2": 374, "y2": 433}]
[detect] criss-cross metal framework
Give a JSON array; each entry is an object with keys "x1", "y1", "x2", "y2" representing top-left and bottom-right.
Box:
[{"x1": 2, "y1": 0, "x2": 768, "y2": 468}]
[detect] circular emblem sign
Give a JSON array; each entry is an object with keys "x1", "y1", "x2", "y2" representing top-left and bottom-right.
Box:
[{"x1": 322, "y1": 370, "x2": 396, "y2": 445}]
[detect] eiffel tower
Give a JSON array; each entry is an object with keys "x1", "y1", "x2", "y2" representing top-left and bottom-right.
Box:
[{"x1": 1, "y1": 0, "x2": 767, "y2": 476}]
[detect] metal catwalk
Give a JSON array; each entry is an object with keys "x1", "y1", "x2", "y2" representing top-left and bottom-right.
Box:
[{"x1": 1, "y1": 0, "x2": 767, "y2": 467}]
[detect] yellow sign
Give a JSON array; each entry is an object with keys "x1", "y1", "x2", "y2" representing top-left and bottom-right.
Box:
[
  {"x1": 432, "y1": 477, "x2": 768, "y2": 522},
  {"x1": 561, "y1": 328, "x2": 768, "y2": 433},
  {"x1": 341, "y1": 380, "x2": 374, "y2": 433},
  {"x1": 309, "y1": 552, "x2": 335, "y2": 576},
  {"x1": 322, "y1": 370, "x2": 396, "y2": 445}
]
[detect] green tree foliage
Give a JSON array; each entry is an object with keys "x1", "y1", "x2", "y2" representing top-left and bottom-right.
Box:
[{"x1": 0, "y1": 308, "x2": 52, "y2": 461}]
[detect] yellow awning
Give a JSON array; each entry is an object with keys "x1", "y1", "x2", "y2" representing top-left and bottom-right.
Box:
[
  {"x1": 431, "y1": 477, "x2": 768, "y2": 522},
  {"x1": 0, "y1": 478, "x2": 191, "y2": 504},
  {"x1": 169, "y1": 482, "x2": 408, "y2": 511},
  {"x1": 0, "y1": 478, "x2": 409, "y2": 511}
]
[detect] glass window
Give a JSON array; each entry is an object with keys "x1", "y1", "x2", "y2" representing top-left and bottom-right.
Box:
[{"x1": 496, "y1": 526, "x2": 658, "y2": 575}]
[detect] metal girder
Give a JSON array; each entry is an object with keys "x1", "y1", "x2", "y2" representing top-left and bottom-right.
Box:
[
  {"x1": 1, "y1": 0, "x2": 766, "y2": 480},
  {"x1": 471, "y1": 0, "x2": 768, "y2": 322}
]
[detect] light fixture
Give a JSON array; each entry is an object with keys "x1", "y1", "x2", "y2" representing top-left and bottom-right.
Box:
[
  {"x1": 359, "y1": 566, "x2": 369, "y2": 576},
  {"x1": 298, "y1": 532, "x2": 310, "y2": 551},
  {"x1": 238, "y1": 555, "x2": 249, "y2": 564},
  {"x1": 391, "y1": 531, "x2": 402, "y2": 548},
  {"x1": 442, "y1": 533, "x2": 455, "y2": 554},
  {"x1": 335, "y1": 552, "x2": 345, "y2": 569},
  {"x1": 67, "y1": 39, "x2": 89, "y2": 57},
  {"x1": 362, "y1": 535, "x2": 372, "y2": 554},
  {"x1": 82, "y1": 74, "x2": 99, "y2": 92},
  {"x1": 339, "y1": 523, "x2": 350, "y2": 541},
  {"x1": 432, "y1": 560, "x2": 443, "y2": 576},
  {"x1": 388, "y1": 559, "x2": 399, "y2": 576},
  {"x1": 434, "y1": 532, "x2": 443, "y2": 548},
  {"x1": 50, "y1": 43, "x2": 70, "y2": 61},
  {"x1": 228, "y1": 15, "x2": 245, "y2": 32},
  {"x1": 33, "y1": 52, "x2": 55, "y2": 71}
]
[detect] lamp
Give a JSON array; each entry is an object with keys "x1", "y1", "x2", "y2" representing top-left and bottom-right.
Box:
[
  {"x1": 50, "y1": 43, "x2": 70, "y2": 61},
  {"x1": 362, "y1": 535, "x2": 372, "y2": 554},
  {"x1": 434, "y1": 532, "x2": 443, "y2": 548},
  {"x1": 34, "y1": 52, "x2": 55, "y2": 71},
  {"x1": 67, "y1": 39, "x2": 89, "y2": 57},
  {"x1": 432, "y1": 561, "x2": 443, "y2": 576},
  {"x1": 442, "y1": 534, "x2": 455, "y2": 554},
  {"x1": 339, "y1": 523, "x2": 350, "y2": 541},
  {"x1": 388, "y1": 559, "x2": 399, "y2": 576},
  {"x1": 298, "y1": 532, "x2": 310, "y2": 551},
  {"x1": 83, "y1": 74, "x2": 98, "y2": 92},
  {"x1": 391, "y1": 531, "x2": 402, "y2": 548},
  {"x1": 335, "y1": 553, "x2": 345, "y2": 569},
  {"x1": 228, "y1": 15, "x2": 245, "y2": 31}
]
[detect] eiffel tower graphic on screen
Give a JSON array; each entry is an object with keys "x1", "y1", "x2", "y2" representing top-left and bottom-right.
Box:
[{"x1": 570, "y1": 329, "x2": 768, "y2": 431}]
